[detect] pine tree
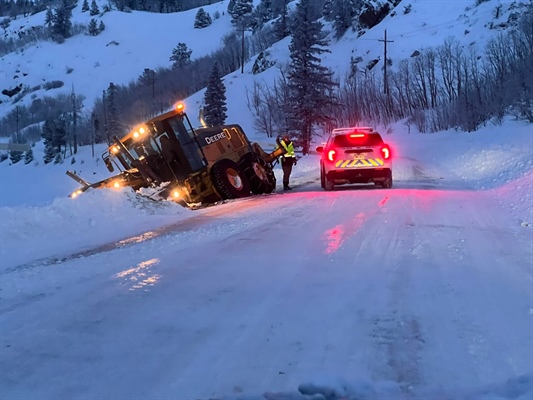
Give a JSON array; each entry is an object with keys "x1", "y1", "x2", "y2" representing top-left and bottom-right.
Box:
[
  {"x1": 203, "y1": 62, "x2": 227, "y2": 126},
  {"x1": 51, "y1": 0, "x2": 73, "y2": 38},
  {"x1": 90, "y1": 0, "x2": 99, "y2": 16},
  {"x1": 287, "y1": 0, "x2": 338, "y2": 154},
  {"x1": 44, "y1": 7, "x2": 53, "y2": 26},
  {"x1": 42, "y1": 119, "x2": 57, "y2": 164},
  {"x1": 332, "y1": 0, "x2": 360, "y2": 39},
  {"x1": 9, "y1": 150, "x2": 22, "y2": 164},
  {"x1": 273, "y1": 0, "x2": 290, "y2": 40},
  {"x1": 231, "y1": 0, "x2": 253, "y2": 27},
  {"x1": 138, "y1": 68, "x2": 155, "y2": 86},
  {"x1": 227, "y1": 0, "x2": 236, "y2": 16},
  {"x1": 105, "y1": 82, "x2": 122, "y2": 139},
  {"x1": 252, "y1": 0, "x2": 274, "y2": 30},
  {"x1": 98, "y1": 20, "x2": 105, "y2": 32},
  {"x1": 169, "y1": 42, "x2": 192, "y2": 69},
  {"x1": 52, "y1": 116, "x2": 67, "y2": 154},
  {"x1": 88, "y1": 18, "x2": 98, "y2": 35},
  {"x1": 194, "y1": 8, "x2": 212, "y2": 29},
  {"x1": 81, "y1": 0, "x2": 89, "y2": 12},
  {"x1": 24, "y1": 148, "x2": 34, "y2": 164},
  {"x1": 54, "y1": 152, "x2": 63, "y2": 164},
  {"x1": 322, "y1": 0, "x2": 334, "y2": 21},
  {"x1": 44, "y1": 144, "x2": 55, "y2": 164}
]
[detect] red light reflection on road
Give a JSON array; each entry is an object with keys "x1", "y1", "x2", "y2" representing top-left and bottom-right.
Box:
[
  {"x1": 324, "y1": 212, "x2": 366, "y2": 254},
  {"x1": 324, "y1": 224, "x2": 345, "y2": 254},
  {"x1": 378, "y1": 196, "x2": 389, "y2": 208}
]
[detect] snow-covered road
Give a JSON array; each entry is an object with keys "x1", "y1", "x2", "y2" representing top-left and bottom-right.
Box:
[{"x1": 1, "y1": 154, "x2": 531, "y2": 399}]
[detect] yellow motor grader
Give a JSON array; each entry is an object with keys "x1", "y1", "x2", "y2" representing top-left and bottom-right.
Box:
[{"x1": 67, "y1": 102, "x2": 285, "y2": 207}]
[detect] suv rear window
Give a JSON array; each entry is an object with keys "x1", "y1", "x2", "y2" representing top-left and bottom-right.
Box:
[{"x1": 332, "y1": 133, "x2": 384, "y2": 147}]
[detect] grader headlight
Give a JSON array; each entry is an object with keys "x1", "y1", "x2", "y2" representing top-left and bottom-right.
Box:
[
  {"x1": 133, "y1": 125, "x2": 147, "y2": 139},
  {"x1": 70, "y1": 189, "x2": 83, "y2": 199}
]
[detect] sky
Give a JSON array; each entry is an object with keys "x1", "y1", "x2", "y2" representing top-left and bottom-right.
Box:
[{"x1": 1, "y1": 1, "x2": 533, "y2": 399}]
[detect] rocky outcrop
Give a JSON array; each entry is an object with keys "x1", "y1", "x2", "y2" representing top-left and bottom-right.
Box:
[{"x1": 1, "y1": 84, "x2": 22, "y2": 98}]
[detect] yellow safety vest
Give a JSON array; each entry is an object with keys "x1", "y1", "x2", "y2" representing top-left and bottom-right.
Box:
[{"x1": 278, "y1": 140, "x2": 295, "y2": 158}]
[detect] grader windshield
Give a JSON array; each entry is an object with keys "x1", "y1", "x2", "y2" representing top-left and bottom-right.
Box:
[{"x1": 106, "y1": 108, "x2": 207, "y2": 183}]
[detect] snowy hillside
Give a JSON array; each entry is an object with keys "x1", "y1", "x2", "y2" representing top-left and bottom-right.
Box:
[{"x1": 1, "y1": 0, "x2": 531, "y2": 133}]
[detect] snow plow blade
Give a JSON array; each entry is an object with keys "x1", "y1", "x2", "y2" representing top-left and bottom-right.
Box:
[{"x1": 66, "y1": 170, "x2": 91, "y2": 188}]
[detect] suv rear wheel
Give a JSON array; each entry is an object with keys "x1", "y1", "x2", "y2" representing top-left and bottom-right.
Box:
[
  {"x1": 324, "y1": 176, "x2": 334, "y2": 191},
  {"x1": 381, "y1": 172, "x2": 393, "y2": 189}
]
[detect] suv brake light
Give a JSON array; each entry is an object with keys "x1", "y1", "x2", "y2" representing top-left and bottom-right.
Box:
[
  {"x1": 327, "y1": 149, "x2": 336, "y2": 162},
  {"x1": 381, "y1": 145, "x2": 391, "y2": 160},
  {"x1": 350, "y1": 134, "x2": 365, "y2": 138}
]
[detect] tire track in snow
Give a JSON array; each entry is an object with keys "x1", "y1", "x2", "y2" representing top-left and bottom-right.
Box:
[{"x1": 367, "y1": 194, "x2": 426, "y2": 393}]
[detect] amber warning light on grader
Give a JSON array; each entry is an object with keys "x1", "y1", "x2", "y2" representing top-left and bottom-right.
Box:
[
  {"x1": 133, "y1": 126, "x2": 146, "y2": 138},
  {"x1": 175, "y1": 102, "x2": 185, "y2": 112}
]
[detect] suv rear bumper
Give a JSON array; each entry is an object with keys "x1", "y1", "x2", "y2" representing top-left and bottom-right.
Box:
[{"x1": 326, "y1": 167, "x2": 392, "y2": 184}]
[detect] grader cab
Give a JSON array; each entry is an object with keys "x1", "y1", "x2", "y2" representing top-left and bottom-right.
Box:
[{"x1": 67, "y1": 102, "x2": 285, "y2": 207}]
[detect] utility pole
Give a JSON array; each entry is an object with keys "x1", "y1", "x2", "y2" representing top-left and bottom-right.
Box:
[
  {"x1": 71, "y1": 84, "x2": 77, "y2": 155},
  {"x1": 241, "y1": 20, "x2": 245, "y2": 74},
  {"x1": 378, "y1": 30, "x2": 394, "y2": 95},
  {"x1": 151, "y1": 69, "x2": 155, "y2": 115}
]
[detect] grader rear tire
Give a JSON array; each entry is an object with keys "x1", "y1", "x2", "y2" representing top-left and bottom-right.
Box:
[
  {"x1": 239, "y1": 153, "x2": 276, "y2": 194},
  {"x1": 211, "y1": 159, "x2": 251, "y2": 199}
]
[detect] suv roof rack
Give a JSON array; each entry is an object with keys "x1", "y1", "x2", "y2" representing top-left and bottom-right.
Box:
[{"x1": 331, "y1": 127, "x2": 375, "y2": 135}]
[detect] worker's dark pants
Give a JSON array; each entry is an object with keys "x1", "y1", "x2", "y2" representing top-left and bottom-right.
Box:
[{"x1": 281, "y1": 160, "x2": 293, "y2": 188}]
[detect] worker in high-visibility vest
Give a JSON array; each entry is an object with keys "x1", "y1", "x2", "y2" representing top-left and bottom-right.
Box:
[{"x1": 276, "y1": 134, "x2": 297, "y2": 190}]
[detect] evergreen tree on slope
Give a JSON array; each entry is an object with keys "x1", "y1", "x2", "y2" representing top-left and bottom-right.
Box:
[
  {"x1": 51, "y1": 0, "x2": 73, "y2": 38},
  {"x1": 88, "y1": 18, "x2": 98, "y2": 35},
  {"x1": 105, "y1": 83, "x2": 122, "y2": 139},
  {"x1": 287, "y1": 0, "x2": 338, "y2": 155},
  {"x1": 170, "y1": 42, "x2": 192, "y2": 69},
  {"x1": 203, "y1": 62, "x2": 227, "y2": 126},
  {"x1": 90, "y1": 0, "x2": 100, "y2": 16},
  {"x1": 332, "y1": 0, "x2": 361, "y2": 39},
  {"x1": 194, "y1": 8, "x2": 212, "y2": 29},
  {"x1": 24, "y1": 148, "x2": 34, "y2": 165},
  {"x1": 231, "y1": 0, "x2": 253, "y2": 27}
]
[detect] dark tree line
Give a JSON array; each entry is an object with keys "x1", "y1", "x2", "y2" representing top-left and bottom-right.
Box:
[
  {"x1": 111, "y1": 0, "x2": 218, "y2": 13},
  {"x1": 0, "y1": 0, "x2": 48, "y2": 18}
]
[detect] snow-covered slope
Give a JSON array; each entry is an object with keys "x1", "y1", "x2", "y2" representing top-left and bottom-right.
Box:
[{"x1": 1, "y1": 0, "x2": 530, "y2": 133}]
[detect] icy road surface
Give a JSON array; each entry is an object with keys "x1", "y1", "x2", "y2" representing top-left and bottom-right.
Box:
[{"x1": 1, "y1": 158, "x2": 532, "y2": 399}]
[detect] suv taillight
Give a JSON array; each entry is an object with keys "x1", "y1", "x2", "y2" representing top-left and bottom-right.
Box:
[
  {"x1": 327, "y1": 149, "x2": 337, "y2": 162},
  {"x1": 381, "y1": 145, "x2": 391, "y2": 160}
]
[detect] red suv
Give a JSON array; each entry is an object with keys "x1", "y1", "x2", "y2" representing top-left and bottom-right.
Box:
[{"x1": 316, "y1": 127, "x2": 393, "y2": 190}]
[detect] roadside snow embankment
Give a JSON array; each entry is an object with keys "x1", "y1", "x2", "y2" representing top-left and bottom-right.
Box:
[
  {"x1": 393, "y1": 118, "x2": 533, "y2": 226},
  {"x1": 0, "y1": 189, "x2": 189, "y2": 272}
]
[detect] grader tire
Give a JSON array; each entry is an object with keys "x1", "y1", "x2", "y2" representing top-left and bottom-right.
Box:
[
  {"x1": 239, "y1": 153, "x2": 276, "y2": 194},
  {"x1": 211, "y1": 159, "x2": 251, "y2": 199}
]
